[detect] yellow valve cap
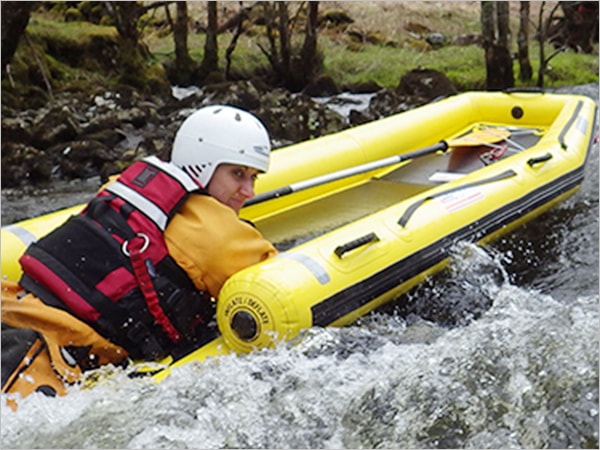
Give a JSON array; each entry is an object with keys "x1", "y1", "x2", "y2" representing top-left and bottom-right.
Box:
[{"x1": 216, "y1": 261, "x2": 314, "y2": 354}]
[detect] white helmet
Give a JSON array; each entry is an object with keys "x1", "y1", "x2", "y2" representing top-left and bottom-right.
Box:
[{"x1": 171, "y1": 105, "x2": 271, "y2": 187}]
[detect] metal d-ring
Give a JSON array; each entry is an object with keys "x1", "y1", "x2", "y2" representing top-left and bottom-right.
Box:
[{"x1": 122, "y1": 233, "x2": 150, "y2": 256}]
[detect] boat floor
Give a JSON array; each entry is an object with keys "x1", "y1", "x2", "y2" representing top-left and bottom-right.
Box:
[{"x1": 257, "y1": 129, "x2": 543, "y2": 249}]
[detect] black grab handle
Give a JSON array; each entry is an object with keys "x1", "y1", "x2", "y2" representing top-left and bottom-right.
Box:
[
  {"x1": 503, "y1": 87, "x2": 546, "y2": 94},
  {"x1": 527, "y1": 152, "x2": 553, "y2": 167},
  {"x1": 334, "y1": 232, "x2": 379, "y2": 258}
]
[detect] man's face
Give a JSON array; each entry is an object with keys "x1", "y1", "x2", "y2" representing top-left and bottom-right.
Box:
[{"x1": 207, "y1": 163, "x2": 259, "y2": 214}]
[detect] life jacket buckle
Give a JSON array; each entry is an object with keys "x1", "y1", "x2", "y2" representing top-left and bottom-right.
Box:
[{"x1": 122, "y1": 233, "x2": 150, "y2": 256}]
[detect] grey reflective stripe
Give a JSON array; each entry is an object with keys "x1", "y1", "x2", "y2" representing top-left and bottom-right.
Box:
[
  {"x1": 3, "y1": 224, "x2": 38, "y2": 247},
  {"x1": 278, "y1": 252, "x2": 330, "y2": 285},
  {"x1": 144, "y1": 156, "x2": 199, "y2": 192},
  {"x1": 105, "y1": 181, "x2": 168, "y2": 230},
  {"x1": 576, "y1": 116, "x2": 588, "y2": 135}
]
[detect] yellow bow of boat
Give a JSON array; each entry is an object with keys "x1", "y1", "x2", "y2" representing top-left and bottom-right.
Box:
[{"x1": 2, "y1": 91, "x2": 597, "y2": 381}]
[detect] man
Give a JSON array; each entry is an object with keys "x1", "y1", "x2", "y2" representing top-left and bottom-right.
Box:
[{"x1": 1, "y1": 105, "x2": 278, "y2": 407}]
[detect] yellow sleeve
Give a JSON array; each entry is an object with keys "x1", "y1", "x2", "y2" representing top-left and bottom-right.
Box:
[{"x1": 164, "y1": 195, "x2": 277, "y2": 298}]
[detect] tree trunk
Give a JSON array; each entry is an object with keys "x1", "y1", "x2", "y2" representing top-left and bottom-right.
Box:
[
  {"x1": 277, "y1": 2, "x2": 291, "y2": 81},
  {"x1": 225, "y1": 4, "x2": 251, "y2": 80},
  {"x1": 480, "y1": 1, "x2": 514, "y2": 90},
  {"x1": 172, "y1": 1, "x2": 195, "y2": 85},
  {"x1": 517, "y1": 1, "x2": 533, "y2": 81},
  {"x1": 299, "y1": 1, "x2": 320, "y2": 82},
  {"x1": 104, "y1": 1, "x2": 149, "y2": 89},
  {"x1": 536, "y1": 2, "x2": 563, "y2": 87},
  {"x1": 253, "y1": 2, "x2": 321, "y2": 91},
  {"x1": 496, "y1": 1, "x2": 510, "y2": 48},
  {"x1": 258, "y1": 2, "x2": 281, "y2": 77},
  {"x1": 1, "y1": 1, "x2": 35, "y2": 76},
  {"x1": 199, "y1": 0, "x2": 219, "y2": 80},
  {"x1": 536, "y1": 2, "x2": 547, "y2": 87},
  {"x1": 481, "y1": 1, "x2": 495, "y2": 43},
  {"x1": 106, "y1": 1, "x2": 142, "y2": 43}
]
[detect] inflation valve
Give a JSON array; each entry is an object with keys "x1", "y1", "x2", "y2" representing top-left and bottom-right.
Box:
[{"x1": 231, "y1": 311, "x2": 258, "y2": 341}]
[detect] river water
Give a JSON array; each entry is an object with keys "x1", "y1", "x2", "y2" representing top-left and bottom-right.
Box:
[{"x1": 1, "y1": 85, "x2": 598, "y2": 449}]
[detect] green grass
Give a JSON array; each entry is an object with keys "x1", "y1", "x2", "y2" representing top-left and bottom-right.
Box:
[
  {"x1": 320, "y1": 42, "x2": 488, "y2": 89},
  {"x1": 28, "y1": 16, "x2": 117, "y2": 42},
  {"x1": 147, "y1": 28, "x2": 598, "y2": 91},
  {"x1": 532, "y1": 49, "x2": 599, "y2": 86}
]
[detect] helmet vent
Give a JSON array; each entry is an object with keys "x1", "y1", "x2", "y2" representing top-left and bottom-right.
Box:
[
  {"x1": 234, "y1": 113, "x2": 241, "y2": 121},
  {"x1": 187, "y1": 165, "x2": 200, "y2": 178}
]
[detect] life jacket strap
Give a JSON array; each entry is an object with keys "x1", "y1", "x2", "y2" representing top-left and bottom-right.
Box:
[{"x1": 124, "y1": 233, "x2": 183, "y2": 344}]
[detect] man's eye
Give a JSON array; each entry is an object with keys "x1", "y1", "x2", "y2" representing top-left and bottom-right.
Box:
[{"x1": 233, "y1": 169, "x2": 244, "y2": 178}]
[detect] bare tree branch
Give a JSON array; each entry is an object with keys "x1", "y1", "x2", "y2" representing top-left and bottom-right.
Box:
[{"x1": 225, "y1": 2, "x2": 249, "y2": 79}]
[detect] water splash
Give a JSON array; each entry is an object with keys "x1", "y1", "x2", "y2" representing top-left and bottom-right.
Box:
[
  {"x1": 341, "y1": 292, "x2": 599, "y2": 449},
  {"x1": 2, "y1": 283, "x2": 597, "y2": 449}
]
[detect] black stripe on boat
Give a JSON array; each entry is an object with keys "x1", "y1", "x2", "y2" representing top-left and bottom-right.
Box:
[
  {"x1": 311, "y1": 160, "x2": 589, "y2": 327},
  {"x1": 559, "y1": 100, "x2": 583, "y2": 150}
]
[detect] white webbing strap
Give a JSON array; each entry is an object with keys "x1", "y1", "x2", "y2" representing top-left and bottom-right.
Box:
[
  {"x1": 144, "y1": 156, "x2": 200, "y2": 192},
  {"x1": 105, "y1": 181, "x2": 169, "y2": 230}
]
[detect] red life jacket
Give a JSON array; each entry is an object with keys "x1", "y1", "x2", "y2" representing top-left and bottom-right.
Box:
[{"x1": 19, "y1": 156, "x2": 218, "y2": 360}]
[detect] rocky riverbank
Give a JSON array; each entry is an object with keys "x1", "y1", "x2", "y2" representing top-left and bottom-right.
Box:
[{"x1": 1, "y1": 68, "x2": 456, "y2": 189}]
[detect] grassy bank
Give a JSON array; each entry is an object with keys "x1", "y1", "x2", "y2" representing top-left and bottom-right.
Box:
[
  {"x1": 148, "y1": 1, "x2": 598, "y2": 90},
  {"x1": 16, "y1": 1, "x2": 600, "y2": 99}
]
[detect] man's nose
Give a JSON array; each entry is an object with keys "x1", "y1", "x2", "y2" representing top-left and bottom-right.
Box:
[{"x1": 239, "y1": 178, "x2": 255, "y2": 197}]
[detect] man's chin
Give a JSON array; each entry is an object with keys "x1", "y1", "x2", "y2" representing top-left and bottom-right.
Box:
[{"x1": 228, "y1": 201, "x2": 244, "y2": 214}]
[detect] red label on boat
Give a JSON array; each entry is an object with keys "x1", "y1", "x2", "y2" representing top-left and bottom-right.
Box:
[{"x1": 437, "y1": 188, "x2": 484, "y2": 212}]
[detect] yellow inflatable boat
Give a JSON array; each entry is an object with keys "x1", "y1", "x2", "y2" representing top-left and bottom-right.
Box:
[{"x1": 1, "y1": 91, "x2": 597, "y2": 381}]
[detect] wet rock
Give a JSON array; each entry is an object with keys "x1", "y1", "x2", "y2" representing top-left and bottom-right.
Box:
[
  {"x1": 1, "y1": 85, "x2": 50, "y2": 111},
  {"x1": 0, "y1": 78, "x2": 430, "y2": 188},
  {"x1": 200, "y1": 80, "x2": 263, "y2": 111},
  {"x1": 348, "y1": 109, "x2": 372, "y2": 126},
  {"x1": 258, "y1": 91, "x2": 347, "y2": 144},
  {"x1": 1, "y1": 142, "x2": 52, "y2": 187},
  {"x1": 426, "y1": 32, "x2": 447, "y2": 47},
  {"x1": 83, "y1": 115, "x2": 123, "y2": 135},
  {"x1": 31, "y1": 105, "x2": 82, "y2": 150},
  {"x1": 1, "y1": 117, "x2": 32, "y2": 145},
  {"x1": 114, "y1": 106, "x2": 151, "y2": 129},
  {"x1": 396, "y1": 68, "x2": 457, "y2": 102},
  {"x1": 302, "y1": 75, "x2": 340, "y2": 97},
  {"x1": 367, "y1": 88, "x2": 422, "y2": 119},
  {"x1": 46, "y1": 139, "x2": 116, "y2": 180},
  {"x1": 81, "y1": 129, "x2": 127, "y2": 148},
  {"x1": 343, "y1": 80, "x2": 383, "y2": 94}
]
